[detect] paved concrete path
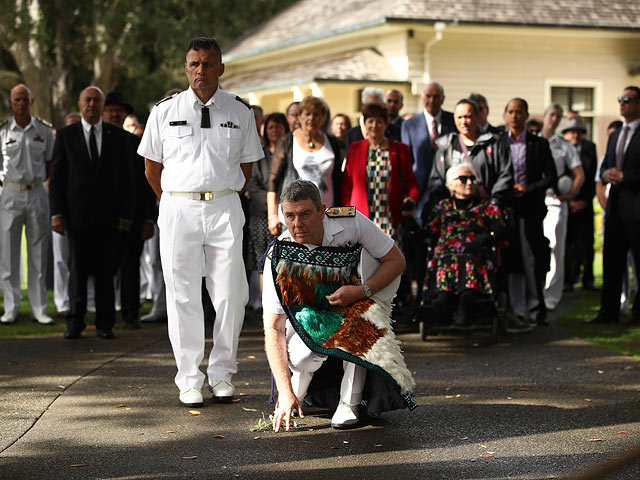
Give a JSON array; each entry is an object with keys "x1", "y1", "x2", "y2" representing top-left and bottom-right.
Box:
[{"x1": 1, "y1": 300, "x2": 640, "y2": 479}]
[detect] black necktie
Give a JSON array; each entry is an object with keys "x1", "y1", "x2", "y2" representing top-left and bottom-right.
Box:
[
  {"x1": 201, "y1": 106, "x2": 210, "y2": 128},
  {"x1": 89, "y1": 126, "x2": 99, "y2": 163},
  {"x1": 616, "y1": 126, "x2": 629, "y2": 170}
]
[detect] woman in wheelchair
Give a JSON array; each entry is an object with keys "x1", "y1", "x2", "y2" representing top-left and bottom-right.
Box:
[{"x1": 422, "y1": 163, "x2": 506, "y2": 329}]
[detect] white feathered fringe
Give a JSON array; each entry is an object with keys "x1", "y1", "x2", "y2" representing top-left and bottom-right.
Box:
[{"x1": 360, "y1": 299, "x2": 416, "y2": 395}]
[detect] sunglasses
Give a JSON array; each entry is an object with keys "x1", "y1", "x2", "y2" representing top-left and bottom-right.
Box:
[
  {"x1": 618, "y1": 96, "x2": 637, "y2": 104},
  {"x1": 457, "y1": 175, "x2": 476, "y2": 184}
]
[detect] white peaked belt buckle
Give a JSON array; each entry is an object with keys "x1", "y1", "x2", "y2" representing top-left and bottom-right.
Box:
[
  {"x1": 168, "y1": 189, "x2": 234, "y2": 201},
  {"x1": 5, "y1": 182, "x2": 36, "y2": 191}
]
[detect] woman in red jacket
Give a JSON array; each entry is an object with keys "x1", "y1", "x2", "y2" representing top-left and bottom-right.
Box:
[{"x1": 341, "y1": 103, "x2": 418, "y2": 238}]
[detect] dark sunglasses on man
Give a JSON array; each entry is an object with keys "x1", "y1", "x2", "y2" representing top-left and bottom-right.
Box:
[
  {"x1": 457, "y1": 175, "x2": 476, "y2": 184},
  {"x1": 618, "y1": 96, "x2": 637, "y2": 104}
]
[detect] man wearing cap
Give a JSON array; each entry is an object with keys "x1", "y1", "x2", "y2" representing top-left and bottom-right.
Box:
[
  {"x1": 0, "y1": 84, "x2": 54, "y2": 325},
  {"x1": 138, "y1": 37, "x2": 263, "y2": 407},
  {"x1": 49, "y1": 86, "x2": 135, "y2": 339},
  {"x1": 562, "y1": 116, "x2": 598, "y2": 292},
  {"x1": 539, "y1": 104, "x2": 584, "y2": 316},
  {"x1": 103, "y1": 92, "x2": 157, "y2": 329}
]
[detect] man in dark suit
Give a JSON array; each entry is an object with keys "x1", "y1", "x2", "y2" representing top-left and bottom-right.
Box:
[
  {"x1": 385, "y1": 89, "x2": 405, "y2": 127},
  {"x1": 504, "y1": 98, "x2": 557, "y2": 328},
  {"x1": 585, "y1": 86, "x2": 640, "y2": 325},
  {"x1": 469, "y1": 93, "x2": 502, "y2": 135},
  {"x1": 401, "y1": 81, "x2": 456, "y2": 225},
  {"x1": 344, "y1": 87, "x2": 401, "y2": 154},
  {"x1": 562, "y1": 117, "x2": 598, "y2": 291},
  {"x1": 103, "y1": 92, "x2": 157, "y2": 329},
  {"x1": 49, "y1": 86, "x2": 135, "y2": 339}
]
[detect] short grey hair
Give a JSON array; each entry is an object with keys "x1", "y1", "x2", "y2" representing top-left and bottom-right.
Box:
[
  {"x1": 80, "y1": 85, "x2": 105, "y2": 101},
  {"x1": 445, "y1": 163, "x2": 475, "y2": 192},
  {"x1": 361, "y1": 87, "x2": 385, "y2": 105},
  {"x1": 280, "y1": 180, "x2": 323, "y2": 210},
  {"x1": 11, "y1": 83, "x2": 33, "y2": 101}
]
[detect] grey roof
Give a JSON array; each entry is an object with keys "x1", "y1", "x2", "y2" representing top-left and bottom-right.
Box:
[
  {"x1": 222, "y1": 48, "x2": 406, "y2": 93},
  {"x1": 226, "y1": 0, "x2": 640, "y2": 59}
]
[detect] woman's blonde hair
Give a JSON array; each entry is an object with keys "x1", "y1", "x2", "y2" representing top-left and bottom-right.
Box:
[{"x1": 298, "y1": 96, "x2": 328, "y2": 119}]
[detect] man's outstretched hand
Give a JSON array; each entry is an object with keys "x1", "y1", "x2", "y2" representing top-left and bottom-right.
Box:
[{"x1": 273, "y1": 391, "x2": 304, "y2": 433}]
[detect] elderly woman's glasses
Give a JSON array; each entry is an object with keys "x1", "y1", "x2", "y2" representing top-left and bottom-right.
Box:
[{"x1": 457, "y1": 175, "x2": 476, "y2": 184}]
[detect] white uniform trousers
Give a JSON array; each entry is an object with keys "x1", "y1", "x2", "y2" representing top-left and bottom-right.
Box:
[
  {"x1": 286, "y1": 320, "x2": 366, "y2": 406},
  {"x1": 140, "y1": 225, "x2": 166, "y2": 314},
  {"x1": 158, "y1": 193, "x2": 248, "y2": 392},
  {"x1": 0, "y1": 186, "x2": 49, "y2": 315},
  {"x1": 52, "y1": 231, "x2": 70, "y2": 313},
  {"x1": 140, "y1": 238, "x2": 153, "y2": 301},
  {"x1": 543, "y1": 196, "x2": 568, "y2": 310}
]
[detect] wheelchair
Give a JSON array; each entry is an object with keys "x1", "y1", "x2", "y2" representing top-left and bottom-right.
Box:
[{"x1": 412, "y1": 239, "x2": 508, "y2": 344}]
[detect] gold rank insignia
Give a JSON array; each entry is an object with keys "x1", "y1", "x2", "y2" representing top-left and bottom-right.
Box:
[
  {"x1": 35, "y1": 117, "x2": 52, "y2": 128},
  {"x1": 325, "y1": 206, "x2": 356, "y2": 218}
]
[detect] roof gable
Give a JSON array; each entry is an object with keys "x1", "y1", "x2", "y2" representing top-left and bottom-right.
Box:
[{"x1": 226, "y1": 0, "x2": 640, "y2": 59}]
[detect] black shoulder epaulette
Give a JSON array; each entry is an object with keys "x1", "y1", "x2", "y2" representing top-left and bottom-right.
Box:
[
  {"x1": 35, "y1": 117, "x2": 52, "y2": 128},
  {"x1": 325, "y1": 206, "x2": 356, "y2": 218},
  {"x1": 235, "y1": 95, "x2": 251, "y2": 110},
  {"x1": 155, "y1": 92, "x2": 178, "y2": 106}
]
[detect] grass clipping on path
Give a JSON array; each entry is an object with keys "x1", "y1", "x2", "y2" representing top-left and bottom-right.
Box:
[{"x1": 556, "y1": 290, "x2": 640, "y2": 359}]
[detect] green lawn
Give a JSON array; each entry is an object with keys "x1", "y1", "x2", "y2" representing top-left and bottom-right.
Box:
[
  {"x1": 0, "y1": 289, "x2": 159, "y2": 337},
  {"x1": 1, "y1": 229, "x2": 159, "y2": 337},
  {"x1": 555, "y1": 246, "x2": 640, "y2": 358},
  {"x1": 556, "y1": 288, "x2": 640, "y2": 359}
]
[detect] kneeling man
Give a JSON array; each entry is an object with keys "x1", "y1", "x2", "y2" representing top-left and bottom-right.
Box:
[{"x1": 263, "y1": 180, "x2": 416, "y2": 432}]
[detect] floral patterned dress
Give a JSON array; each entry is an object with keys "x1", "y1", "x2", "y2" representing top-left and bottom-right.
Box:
[{"x1": 426, "y1": 198, "x2": 503, "y2": 296}]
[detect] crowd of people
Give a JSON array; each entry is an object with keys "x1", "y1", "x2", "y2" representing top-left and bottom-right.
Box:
[{"x1": 1, "y1": 36, "x2": 639, "y2": 430}]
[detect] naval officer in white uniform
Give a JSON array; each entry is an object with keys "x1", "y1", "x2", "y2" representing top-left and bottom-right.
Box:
[
  {"x1": 0, "y1": 84, "x2": 54, "y2": 325},
  {"x1": 138, "y1": 37, "x2": 263, "y2": 407},
  {"x1": 262, "y1": 180, "x2": 406, "y2": 431}
]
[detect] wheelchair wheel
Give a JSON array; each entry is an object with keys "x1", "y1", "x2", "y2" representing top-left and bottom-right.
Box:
[{"x1": 419, "y1": 320, "x2": 428, "y2": 341}]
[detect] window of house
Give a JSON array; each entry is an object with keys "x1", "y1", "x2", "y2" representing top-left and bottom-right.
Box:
[{"x1": 551, "y1": 86, "x2": 595, "y2": 140}]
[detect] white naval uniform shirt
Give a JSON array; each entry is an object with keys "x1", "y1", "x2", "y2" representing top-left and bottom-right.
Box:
[
  {"x1": 262, "y1": 211, "x2": 395, "y2": 315},
  {"x1": 546, "y1": 134, "x2": 581, "y2": 196},
  {"x1": 137, "y1": 87, "x2": 264, "y2": 191},
  {"x1": 0, "y1": 116, "x2": 54, "y2": 184}
]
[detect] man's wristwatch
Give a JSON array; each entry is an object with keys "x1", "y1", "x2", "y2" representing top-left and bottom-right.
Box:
[{"x1": 362, "y1": 284, "x2": 372, "y2": 299}]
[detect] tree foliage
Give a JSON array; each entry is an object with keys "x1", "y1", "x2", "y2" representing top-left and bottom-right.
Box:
[{"x1": 0, "y1": 0, "x2": 296, "y2": 126}]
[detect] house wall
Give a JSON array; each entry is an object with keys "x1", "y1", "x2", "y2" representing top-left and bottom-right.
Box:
[{"x1": 412, "y1": 26, "x2": 640, "y2": 153}]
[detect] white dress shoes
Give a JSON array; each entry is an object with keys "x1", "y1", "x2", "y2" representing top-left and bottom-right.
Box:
[
  {"x1": 34, "y1": 313, "x2": 54, "y2": 325},
  {"x1": 179, "y1": 388, "x2": 203, "y2": 407},
  {"x1": 209, "y1": 380, "x2": 235, "y2": 402},
  {"x1": 1, "y1": 311, "x2": 17, "y2": 324},
  {"x1": 331, "y1": 401, "x2": 360, "y2": 429}
]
